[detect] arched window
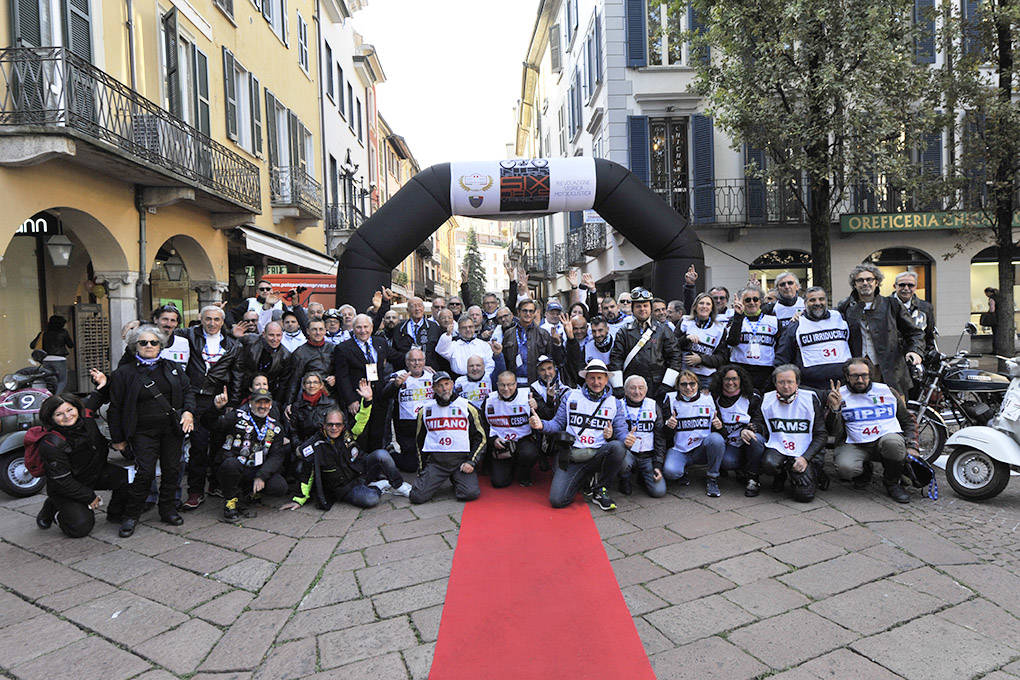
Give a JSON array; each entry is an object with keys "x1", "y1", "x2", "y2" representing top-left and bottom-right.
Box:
[
  {"x1": 864, "y1": 247, "x2": 933, "y2": 302},
  {"x1": 970, "y1": 244, "x2": 1019, "y2": 332},
  {"x1": 751, "y1": 249, "x2": 812, "y2": 291}
]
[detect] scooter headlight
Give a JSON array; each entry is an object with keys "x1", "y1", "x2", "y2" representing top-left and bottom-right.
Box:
[{"x1": 2, "y1": 374, "x2": 17, "y2": 391}]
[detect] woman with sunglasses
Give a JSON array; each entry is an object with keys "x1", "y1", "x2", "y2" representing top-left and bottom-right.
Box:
[
  {"x1": 108, "y1": 325, "x2": 196, "y2": 537},
  {"x1": 678, "y1": 292, "x2": 728, "y2": 390},
  {"x1": 725, "y1": 285, "x2": 781, "y2": 392}
]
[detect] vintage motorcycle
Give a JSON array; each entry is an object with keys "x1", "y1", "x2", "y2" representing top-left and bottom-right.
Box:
[
  {"x1": 942, "y1": 354, "x2": 1020, "y2": 501},
  {"x1": 0, "y1": 351, "x2": 57, "y2": 497},
  {"x1": 908, "y1": 324, "x2": 1010, "y2": 463}
]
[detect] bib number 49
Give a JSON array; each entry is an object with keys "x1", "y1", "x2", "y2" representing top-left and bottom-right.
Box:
[{"x1": 437, "y1": 436, "x2": 453, "y2": 447}]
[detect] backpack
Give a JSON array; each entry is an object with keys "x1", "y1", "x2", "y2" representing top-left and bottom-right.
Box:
[{"x1": 23, "y1": 427, "x2": 63, "y2": 478}]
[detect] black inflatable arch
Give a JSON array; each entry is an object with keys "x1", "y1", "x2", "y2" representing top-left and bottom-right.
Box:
[{"x1": 336, "y1": 158, "x2": 704, "y2": 309}]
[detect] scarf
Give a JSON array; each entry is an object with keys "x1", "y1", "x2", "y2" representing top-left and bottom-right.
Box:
[
  {"x1": 135, "y1": 354, "x2": 159, "y2": 366},
  {"x1": 307, "y1": 338, "x2": 326, "y2": 347},
  {"x1": 303, "y1": 391, "x2": 324, "y2": 405}
]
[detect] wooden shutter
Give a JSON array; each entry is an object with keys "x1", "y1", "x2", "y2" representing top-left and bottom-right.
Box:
[
  {"x1": 963, "y1": 0, "x2": 981, "y2": 56},
  {"x1": 914, "y1": 0, "x2": 935, "y2": 64},
  {"x1": 262, "y1": 0, "x2": 272, "y2": 22},
  {"x1": 921, "y1": 129, "x2": 943, "y2": 175},
  {"x1": 63, "y1": 0, "x2": 92, "y2": 62},
  {"x1": 549, "y1": 24, "x2": 562, "y2": 73},
  {"x1": 163, "y1": 9, "x2": 182, "y2": 117},
  {"x1": 13, "y1": 0, "x2": 42, "y2": 47},
  {"x1": 625, "y1": 0, "x2": 646, "y2": 67},
  {"x1": 265, "y1": 90, "x2": 278, "y2": 166},
  {"x1": 250, "y1": 74, "x2": 262, "y2": 154},
  {"x1": 288, "y1": 110, "x2": 300, "y2": 170},
  {"x1": 745, "y1": 145, "x2": 766, "y2": 223},
  {"x1": 222, "y1": 47, "x2": 237, "y2": 141},
  {"x1": 594, "y1": 13, "x2": 603, "y2": 81},
  {"x1": 687, "y1": 4, "x2": 709, "y2": 65},
  {"x1": 192, "y1": 47, "x2": 210, "y2": 136},
  {"x1": 627, "y1": 115, "x2": 650, "y2": 185},
  {"x1": 691, "y1": 114, "x2": 715, "y2": 222}
]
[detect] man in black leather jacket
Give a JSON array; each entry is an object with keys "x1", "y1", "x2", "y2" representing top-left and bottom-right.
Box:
[
  {"x1": 233, "y1": 321, "x2": 293, "y2": 404},
  {"x1": 500, "y1": 298, "x2": 564, "y2": 387},
  {"x1": 609, "y1": 288, "x2": 682, "y2": 399},
  {"x1": 286, "y1": 319, "x2": 337, "y2": 403}
]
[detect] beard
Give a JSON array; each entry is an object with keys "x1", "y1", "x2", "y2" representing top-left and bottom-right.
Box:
[
  {"x1": 805, "y1": 306, "x2": 827, "y2": 321},
  {"x1": 435, "y1": 392, "x2": 454, "y2": 406},
  {"x1": 848, "y1": 380, "x2": 871, "y2": 394}
]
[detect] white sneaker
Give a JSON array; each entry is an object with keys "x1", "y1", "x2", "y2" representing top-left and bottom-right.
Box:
[
  {"x1": 368, "y1": 480, "x2": 392, "y2": 493},
  {"x1": 392, "y1": 482, "x2": 412, "y2": 498}
]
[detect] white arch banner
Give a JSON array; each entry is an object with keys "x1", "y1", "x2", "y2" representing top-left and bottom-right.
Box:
[{"x1": 450, "y1": 157, "x2": 597, "y2": 217}]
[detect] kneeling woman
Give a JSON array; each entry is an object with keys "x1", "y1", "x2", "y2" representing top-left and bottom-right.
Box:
[
  {"x1": 284, "y1": 379, "x2": 410, "y2": 510},
  {"x1": 35, "y1": 394, "x2": 129, "y2": 537},
  {"x1": 108, "y1": 325, "x2": 195, "y2": 537},
  {"x1": 709, "y1": 365, "x2": 766, "y2": 497}
]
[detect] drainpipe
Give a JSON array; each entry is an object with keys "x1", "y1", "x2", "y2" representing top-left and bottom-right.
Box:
[
  {"x1": 126, "y1": 0, "x2": 137, "y2": 89},
  {"x1": 315, "y1": 0, "x2": 329, "y2": 244},
  {"x1": 135, "y1": 186, "x2": 147, "y2": 319}
]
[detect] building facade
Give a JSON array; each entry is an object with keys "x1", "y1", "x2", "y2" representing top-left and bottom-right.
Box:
[
  {"x1": 454, "y1": 217, "x2": 512, "y2": 300},
  {"x1": 514, "y1": 0, "x2": 1018, "y2": 348},
  {"x1": 0, "y1": 0, "x2": 330, "y2": 383}
]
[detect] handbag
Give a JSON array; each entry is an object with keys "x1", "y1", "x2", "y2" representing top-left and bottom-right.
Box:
[{"x1": 979, "y1": 311, "x2": 996, "y2": 327}]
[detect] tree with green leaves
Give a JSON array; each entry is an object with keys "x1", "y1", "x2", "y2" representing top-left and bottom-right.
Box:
[
  {"x1": 685, "y1": 0, "x2": 939, "y2": 294},
  {"x1": 462, "y1": 227, "x2": 487, "y2": 305},
  {"x1": 930, "y1": 0, "x2": 1018, "y2": 358}
]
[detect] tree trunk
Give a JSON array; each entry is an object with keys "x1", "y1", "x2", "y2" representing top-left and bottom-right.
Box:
[
  {"x1": 994, "y1": 10, "x2": 1016, "y2": 360},
  {"x1": 809, "y1": 174, "x2": 832, "y2": 295}
]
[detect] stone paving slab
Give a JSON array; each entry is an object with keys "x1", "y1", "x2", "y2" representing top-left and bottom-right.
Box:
[
  {"x1": 728, "y1": 608, "x2": 859, "y2": 669},
  {"x1": 136, "y1": 618, "x2": 224, "y2": 675},
  {"x1": 316, "y1": 617, "x2": 419, "y2": 668},
  {"x1": 644, "y1": 594, "x2": 756, "y2": 645},
  {"x1": 808, "y1": 579, "x2": 944, "y2": 635},
  {"x1": 201, "y1": 609, "x2": 291, "y2": 672},
  {"x1": 650, "y1": 635, "x2": 769, "y2": 680},
  {"x1": 11, "y1": 635, "x2": 152, "y2": 680}
]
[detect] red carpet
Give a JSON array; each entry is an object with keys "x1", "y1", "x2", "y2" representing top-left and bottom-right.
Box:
[{"x1": 429, "y1": 474, "x2": 656, "y2": 680}]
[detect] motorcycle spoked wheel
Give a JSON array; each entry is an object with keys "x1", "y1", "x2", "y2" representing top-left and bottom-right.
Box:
[
  {"x1": 945, "y1": 446, "x2": 1010, "y2": 501},
  {"x1": 0, "y1": 450, "x2": 45, "y2": 498},
  {"x1": 912, "y1": 406, "x2": 948, "y2": 464}
]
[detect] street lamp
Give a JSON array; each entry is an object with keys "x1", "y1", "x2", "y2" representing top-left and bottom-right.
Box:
[
  {"x1": 45, "y1": 234, "x2": 73, "y2": 268},
  {"x1": 163, "y1": 252, "x2": 185, "y2": 281}
]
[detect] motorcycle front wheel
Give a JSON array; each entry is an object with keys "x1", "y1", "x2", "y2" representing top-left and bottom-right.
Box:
[
  {"x1": 0, "y1": 450, "x2": 45, "y2": 498},
  {"x1": 913, "y1": 406, "x2": 948, "y2": 464},
  {"x1": 946, "y1": 446, "x2": 1010, "y2": 501}
]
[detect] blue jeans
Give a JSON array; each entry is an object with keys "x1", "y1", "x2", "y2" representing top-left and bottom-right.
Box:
[
  {"x1": 663, "y1": 432, "x2": 726, "y2": 480},
  {"x1": 343, "y1": 484, "x2": 383, "y2": 508},
  {"x1": 624, "y1": 453, "x2": 667, "y2": 498},
  {"x1": 549, "y1": 440, "x2": 628, "y2": 508},
  {"x1": 357, "y1": 449, "x2": 405, "y2": 488},
  {"x1": 723, "y1": 433, "x2": 765, "y2": 474}
]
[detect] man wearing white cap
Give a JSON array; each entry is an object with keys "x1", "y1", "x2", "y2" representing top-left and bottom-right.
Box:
[{"x1": 531, "y1": 358, "x2": 629, "y2": 511}]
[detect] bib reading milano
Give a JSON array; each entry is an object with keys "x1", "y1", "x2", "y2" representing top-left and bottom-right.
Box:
[
  {"x1": 565, "y1": 388, "x2": 618, "y2": 459},
  {"x1": 422, "y1": 397, "x2": 472, "y2": 453},
  {"x1": 620, "y1": 397, "x2": 658, "y2": 453},
  {"x1": 762, "y1": 390, "x2": 816, "y2": 456},
  {"x1": 666, "y1": 392, "x2": 716, "y2": 453},
  {"x1": 396, "y1": 371, "x2": 434, "y2": 421},
  {"x1": 839, "y1": 383, "x2": 902, "y2": 444},
  {"x1": 484, "y1": 390, "x2": 532, "y2": 441}
]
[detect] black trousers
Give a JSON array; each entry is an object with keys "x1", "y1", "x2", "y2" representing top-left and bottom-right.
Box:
[
  {"x1": 409, "y1": 453, "x2": 480, "y2": 504},
  {"x1": 359, "y1": 393, "x2": 392, "y2": 451},
  {"x1": 762, "y1": 448, "x2": 817, "y2": 502},
  {"x1": 217, "y1": 457, "x2": 288, "y2": 502},
  {"x1": 393, "y1": 419, "x2": 419, "y2": 473},
  {"x1": 47, "y1": 463, "x2": 129, "y2": 538},
  {"x1": 186, "y1": 395, "x2": 217, "y2": 493},
  {"x1": 489, "y1": 435, "x2": 541, "y2": 488},
  {"x1": 127, "y1": 424, "x2": 184, "y2": 519}
]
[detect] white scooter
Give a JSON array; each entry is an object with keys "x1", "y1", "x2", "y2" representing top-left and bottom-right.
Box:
[{"x1": 941, "y1": 354, "x2": 1020, "y2": 501}]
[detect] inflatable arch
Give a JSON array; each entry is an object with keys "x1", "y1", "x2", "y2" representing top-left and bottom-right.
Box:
[{"x1": 336, "y1": 158, "x2": 704, "y2": 309}]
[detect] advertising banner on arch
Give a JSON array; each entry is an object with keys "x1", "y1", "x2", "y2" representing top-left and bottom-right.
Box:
[{"x1": 450, "y1": 158, "x2": 597, "y2": 217}]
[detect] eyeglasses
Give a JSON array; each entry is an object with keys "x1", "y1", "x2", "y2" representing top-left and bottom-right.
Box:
[
  {"x1": 896, "y1": 282, "x2": 916, "y2": 288},
  {"x1": 678, "y1": 381, "x2": 699, "y2": 387},
  {"x1": 778, "y1": 280, "x2": 797, "y2": 287},
  {"x1": 324, "y1": 422, "x2": 343, "y2": 429},
  {"x1": 742, "y1": 296, "x2": 760, "y2": 303},
  {"x1": 258, "y1": 286, "x2": 272, "y2": 292},
  {"x1": 854, "y1": 277, "x2": 876, "y2": 284},
  {"x1": 449, "y1": 301, "x2": 463, "y2": 307},
  {"x1": 722, "y1": 376, "x2": 741, "y2": 382},
  {"x1": 711, "y1": 295, "x2": 727, "y2": 300},
  {"x1": 847, "y1": 372, "x2": 870, "y2": 379},
  {"x1": 137, "y1": 339, "x2": 161, "y2": 347}
]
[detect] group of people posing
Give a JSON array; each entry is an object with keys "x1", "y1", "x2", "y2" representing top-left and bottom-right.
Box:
[{"x1": 31, "y1": 259, "x2": 933, "y2": 539}]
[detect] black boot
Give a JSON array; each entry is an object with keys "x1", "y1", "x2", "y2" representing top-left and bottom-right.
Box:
[
  {"x1": 883, "y1": 461, "x2": 910, "y2": 504},
  {"x1": 618, "y1": 475, "x2": 633, "y2": 496},
  {"x1": 771, "y1": 470, "x2": 786, "y2": 492},
  {"x1": 36, "y1": 498, "x2": 56, "y2": 529},
  {"x1": 118, "y1": 518, "x2": 138, "y2": 538},
  {"x1": 853, "y1": 461, "x2": 873, "y2": 490}
]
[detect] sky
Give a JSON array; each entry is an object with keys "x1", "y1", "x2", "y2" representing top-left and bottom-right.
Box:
[{"x1": 351, "y1": 0, "x2": 542, "y2": 167}]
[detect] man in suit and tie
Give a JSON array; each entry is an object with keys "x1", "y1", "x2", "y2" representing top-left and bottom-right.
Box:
[
  {"x1": 391, "y1": 296, "x2": 444, "y2": 370},
  {"x1": 334, "y1": 313, "x2": 399, "y2": 450}
]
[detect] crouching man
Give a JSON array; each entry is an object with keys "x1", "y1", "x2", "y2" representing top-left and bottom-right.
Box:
[
  {"x1": 531, "y1": 359, "x2": 629, "y2": 511},
  {"x1": 410, "y1": 372, "x2": 487, "y2": 504},
  {"x1": 760, "y1": 365, "x2": 827, "y2": 502},
  {"x1": 826, "y1": 357, "x2": 916, "y2": 503},
  {"x1": 203, "y1": 389, "x2": 288, "y2": 520},
  {"x1": 484, "y1": 371, "x2": 540, "y2": 487},
  {"x1": 284, "y1": 379, "x2": 410, "y2": 510}
]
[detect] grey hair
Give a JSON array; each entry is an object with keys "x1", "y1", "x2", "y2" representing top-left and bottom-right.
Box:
[
  {"x1": 127, "y1": 324, "x2": 167, "y2": 353},
  {"x1": 738, "y1": 285, "x2": 763, "y2": 299},
  {"x1": 405, "y1": 347, "x2": 425, "y2": 362},
  {"x1": 199, "y1": 305, "x2": 225, "y2": 318},
  {"x1": 775, "y1": 271, "x2": 800, "y2": 286},
  {"x1": 804, "y1": 286, "x2": 827, "y2": 298},
  {"x1": 894, "y1": 270, "x2": 918, "y2": 283},
  {"x1": 848, "y1": 263, "x2": 884, "y2": 289},
  {"x1": 771, "y1": 363, "x2": 801, "y2": 383},
  {"x1": 353, "y1": 313, "x2": 374, "y2": 326},
  {"x1": 624, "y1": 375, "x2": 647, "y2": 389},
  {"x1": 338, "y1": 304, "x2": 356, "y2": 314}
]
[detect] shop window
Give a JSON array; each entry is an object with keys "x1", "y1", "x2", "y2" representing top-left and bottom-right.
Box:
[
  {"x1": 750, "y1": 249, "x2": 812, "y2": 291},
  {"x1": 0, "y1": 233, "x2": 43, "y2": 374},
  {"x1": 970, "y1": 244, "x2": 1020, "y2": 332},
  {"x1": 864, "y1": 247, "x2": 933, "y2": 302}
]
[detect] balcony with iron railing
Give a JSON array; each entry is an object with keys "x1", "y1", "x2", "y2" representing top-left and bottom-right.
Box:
[
  {"x1": 0, "y1": 47, "x2": 261, "y2": 212},
  {"x1": 270, "y1": 165, "x2": 323, "y2": 220},
  {"x1": 524, "y1": 249, "x2": 552, "y2": 281},
  {"x1": 324, "y1": 202, "x2": 366, "y2": 256}
]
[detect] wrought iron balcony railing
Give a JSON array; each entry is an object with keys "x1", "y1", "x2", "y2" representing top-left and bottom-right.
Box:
[
  {"x1": 270, "y1": 165, "x2": 323, "y2": 219},
  {"x1": 552, "y1": 243, "x2": 569, "y2": 274},
  {"x1": 524, "y1": 250, "x2": 552, "y2": 280},
  {"x1": 325, "y1": 202, "x2": 366, "y2": 232},
  {"x1": 581, "y1": 221, "x2": 606, "y2": 255},
  {"x1": 567, "y1": 230, "x2": 584, "y2": 266},
  {"x1": 0, "y1": 47, "x2": 260, "y2": 212}
]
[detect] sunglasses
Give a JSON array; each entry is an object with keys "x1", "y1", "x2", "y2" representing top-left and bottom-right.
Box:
[
  {"x1": 778, "y1": 280, "x2": 797, "y2": 286},
  {"x1": 258, "y1": 287, "x2": 272, "y2": 292},
  {"x1": 324, "y1": 422, "x2": 344, "y2": 429},
  {"x1": 678, "y1": 381, "x2": 699, "y2": 387},
  {"x1": 137, "y1": 339, "x2": 161, "y2": 347},
  {"x1": 449, "y1": 302, "x2": 463, "y2": 306},
  {"x1": 896, "y1": 282, "x2": 916, "y2": 288},
  {"x1": 742, "y1": 296, "x2": 760, "y2": 303}
]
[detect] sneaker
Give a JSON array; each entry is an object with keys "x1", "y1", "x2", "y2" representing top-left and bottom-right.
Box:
[
  {"x1": 368, "y1": 479, "x2": 392, "y2": 493},
  {"x1": 391, "y1": 482, "x2": 413, "y2": 498},
  {"x1": 182, "y1": 492, "x2": 204, "y2": 511},
  {"x1": 223, "y1": 498, "x2": 240, "y2": 521},
  {"x1": 207, "y1": 486, "x2": 223, "y2": 498},
  {"x1": 675, "y1": 474, "x2": 691, "y2": 487},
  {"x1": 518, "y1": 476, "x2": 534, "y2": 487},
  {"x1": 744, "y1": 478, "x2": 761, "y2": 497},
  {"x1": 706, "y1": 478, "x2": 721, "y2": 498},
  {"x1": 591, "y1": 486, "x2": 617, "y2": 512}
]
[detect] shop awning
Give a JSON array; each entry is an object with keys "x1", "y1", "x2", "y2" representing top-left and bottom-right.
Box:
[{"x1": 238, "y1": 226, "x2": 337, "y2": 275}]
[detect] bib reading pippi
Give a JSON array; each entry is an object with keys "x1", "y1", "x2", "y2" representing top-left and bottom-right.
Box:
[{"x1": 422, "y1": 397, "x2": 472, "y2": 452}]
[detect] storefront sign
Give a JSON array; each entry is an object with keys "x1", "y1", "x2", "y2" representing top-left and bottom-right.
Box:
[
  {"x1": 583, "y1": 209, "x2": 606, "y2": 224},
  {"x1": 840, "y1": 210, "x2": 1020, "y2": 233}
]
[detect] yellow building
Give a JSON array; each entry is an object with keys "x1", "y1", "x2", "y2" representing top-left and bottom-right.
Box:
[{"x1": 0, "y1": 0, "x2": 329, "y2": 384}]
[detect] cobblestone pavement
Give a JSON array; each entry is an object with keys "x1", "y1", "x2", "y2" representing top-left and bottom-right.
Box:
[{"x1": 1, "y1": 464, "x2": 1018, "y2": 679}]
